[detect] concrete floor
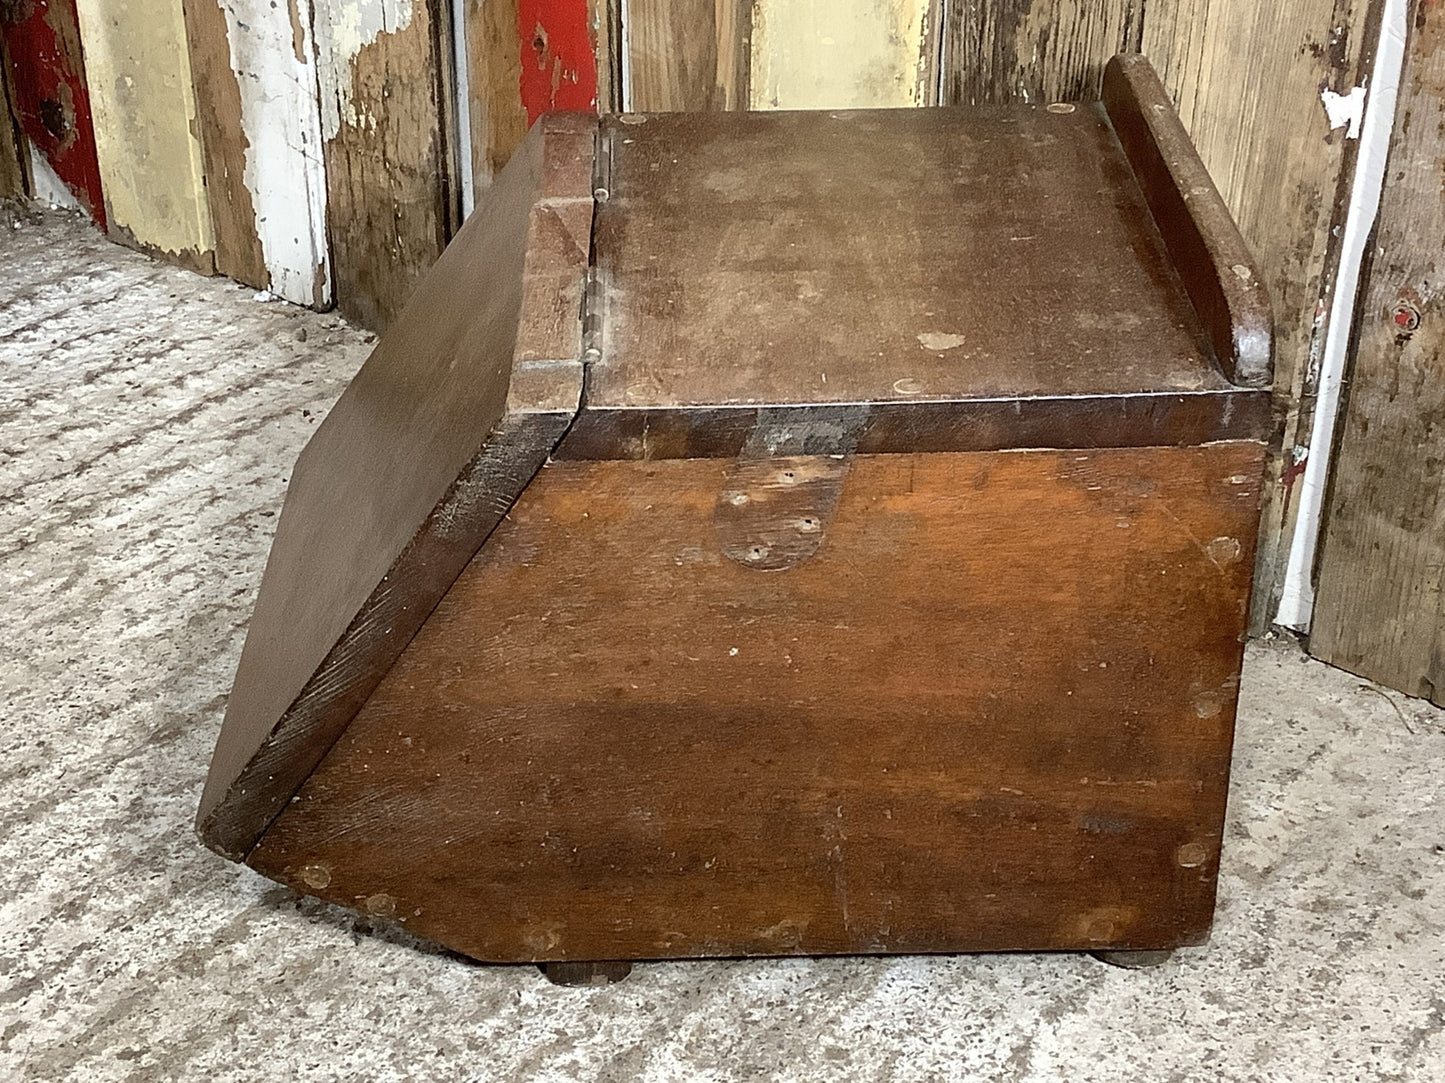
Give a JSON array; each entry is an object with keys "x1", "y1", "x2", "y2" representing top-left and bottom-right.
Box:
[{"x1": 2, "y1": 205, "x2": 1443, "y2": 1082}]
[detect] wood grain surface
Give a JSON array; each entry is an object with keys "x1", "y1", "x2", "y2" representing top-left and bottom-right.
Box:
[
  {"x1": 0, "y1": 34, "x2": 26, "y2": 199},
  {"x1": 1143, "y1": 0, "x2": 1381, "y2": 632},
  {"x1": 315, "y1": 1, "x2": 455, "y2": 332},
  {"x1": 178, "y1": 0, "x2": 268, "y2": 290},
  {"x1": 1311, "y1": 2, "x2": 1445, "y2": 702},
  {"x1": 251, "y1": 442, "x2": 1266, "y2": 962},
  {"x1": 585, "y1": 100, "x2": 1250, "y2": 423},
  {"x1": 943, "y1": 0, "x2": 1145, "y2": 106},
  {"x1": 1102, "y1": 54, "x2": 1272, "y2": 390},
  {"x1": 197, "y1": 114, "x2": 596, "y2": 858},
  {"x1": 623, "y1": 0, "x2": 752, "y2": 111}
]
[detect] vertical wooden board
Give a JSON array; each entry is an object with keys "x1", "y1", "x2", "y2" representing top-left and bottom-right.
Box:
[
  {"x1": 1144, "y1": 0, "x2": 1377, "y2": 633},
  {"x1": 181, "y1": 0, "x2": 331, "y2": 304},
  {"x1": 180, "y1": 0, "x2": 267, "y2": 288},
  {"x1": 0, "y1": 0, "x2": 105, "y2": 223},
  {"x1": 750, "y1": 0, "x2": 937, "y2": 108},
  {"x1": 312, "y1": 1, "x2": 453, "y2": 331},
  {"x1": 942, "y1": 0, "x2": 1144, "y2": 106},
  {"x1": 1311, "y1": 2, "x2": 1445, "y2": 702},
  {"x1": 465, "y1": 0, "x2": 527, "y2": 188},
  {"x1": 0, "y1": 36, "x2": 27, "y2": 199},
  {"x1": 73, "y1": 0, "x2": 215, "y2": 271},
  {"x1": 624, "y1": 0, "x2": 747, "y2": 111}
]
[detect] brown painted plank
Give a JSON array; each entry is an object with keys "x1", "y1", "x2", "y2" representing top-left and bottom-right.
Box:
[
  {"x1": 1311, "y1": 2, "x2": 1445, "y2": 702},
  {"x1": 250, "y1": 442, "x2": 1266, "y2": 962},
  {"x1": 942, "y1": 0, "x2": 1145, "y2": 106},
  {"x1": 197, "y1": 113, "x2": 596, "y2": 859},
  {"x1": 465, "y1": 0, "x2": 528, "y2": 187},
  {"x1": 315, "y1": 1, "x2": 455, "y2": 332},
  {"x1": 1143, "y1": 0, "x2": 1381, "y2": 632},
  {"x1": 179, "y1": 0, "x2": 268, "y2": 289}
]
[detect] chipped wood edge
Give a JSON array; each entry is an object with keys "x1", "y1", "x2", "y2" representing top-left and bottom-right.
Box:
[
  {"x1": 197, "y1": 115, "x2": 598, "y2": 859},
  {"x1": 1103, "y1": 52, "x2": 1274, "y2": 391}
]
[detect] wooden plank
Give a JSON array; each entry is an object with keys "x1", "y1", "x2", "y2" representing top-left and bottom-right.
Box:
[
  {"x1": 0, "y1": 35, "x2": 28, "y2": 199},
  {"x1": 312, "y1": 1, "x2": 455, "y2": 331},
  {"x1": 250, "y1": 442, "x2": 1266, "y2": 961},
  {"x1": 179, "y1": 0, "x2": 267, "y2": 288},
  {"x1": 0, "y1": 0, "x2": 105, "y2": 223},
  {"x1": 1143, "y1": 0, "x2": 1380, "y2": 632},
  {"x1": 1311, "y1": 2, "x2": 1445, "y2": 702},
  {"x1": 751, "y1": 0, "x2": 936, "y2": 108},
  {"x1": 73, "y1": 0, "x2": 215, "y2": 272},
  {"x1": 198, "y1": 114, "x2": 595, "y2": 860},
  {"x1": 587, "y1": 106, "x2": 1239, "y2": 412},
  {"x1": 1102, "y1": 54, "x2": 1272, "y2": 389},
  {"x1": 624, "y1": 0, "x2": 747, "y2": 111},
  {"x1": 942, "y1": 0, "x2": 1144, "y2": 106},
  {"x1": 180, "y1": 0, "x2": 331, "y2": 303},
  {"x1": 465, "y1": 0, "x2": 529, "y2": 189}
]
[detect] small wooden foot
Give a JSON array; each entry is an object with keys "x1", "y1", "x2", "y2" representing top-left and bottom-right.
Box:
[
  {"x1": 1091, "y1": 949, "x2": 1175, "y2": 969},
  {"x1": 540, "y1": 960, "x2": 634, "y2": 986}
]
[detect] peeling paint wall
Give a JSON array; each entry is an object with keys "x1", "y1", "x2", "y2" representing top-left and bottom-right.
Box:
[
  {"x1": 311, "y1": 0, "x2": 415, "y2": 140},
  {"x1": 750, "y1": 0, "x2": 933, "y2": 108},
  {"x1": 73, "y1": 0, "x2": 215, "y2": 268},
  {"x1": 215, "y1": 0, "x2": 331, "y2": 305}
]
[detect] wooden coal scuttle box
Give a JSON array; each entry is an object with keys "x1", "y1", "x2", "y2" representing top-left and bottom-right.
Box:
[{"x1": 199, "y1": 55, "x2": 1274, "y2": 978}]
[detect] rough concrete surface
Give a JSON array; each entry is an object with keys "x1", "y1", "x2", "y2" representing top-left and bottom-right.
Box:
[{"x1": 1, "y1": 207, "x2": 1443, "y2": 1082}]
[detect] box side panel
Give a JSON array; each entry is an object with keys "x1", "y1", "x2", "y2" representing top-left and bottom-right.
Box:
[
  {"x1": 250, "y1": 442, "x2": 1265, "y2": 959},
  {"x1": 197, "y1": 115, "x2": 596, "y2": 857}
]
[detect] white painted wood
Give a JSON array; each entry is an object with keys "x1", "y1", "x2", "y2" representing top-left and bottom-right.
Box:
[
  {"x1": 215, "y1": 0, "x2": 332, "y2": 306},
  {"x1": 1276, "y1": 0, "x2": 1410, "y2": 631}
]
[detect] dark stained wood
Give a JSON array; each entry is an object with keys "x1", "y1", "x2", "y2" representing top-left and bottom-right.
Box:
[
  {"x1": 943, "y1": 0, "x2": 1145, "y2": 107},
  {"x1": 1102, "y1": 53, "x2": 1273, "y2": 390},
  {"x1": 587, "y1": 102, "x2": 1241, "y2": 418},
  {"x1": 197, "y1": 113, "x2": 597, "y2": 859},
  {"x1": 1311, "y1": 2, "x2": 1445, "y2": 702},
  {"x1": 250, "y1": 442, "x2": 1266, "y2": 962}
]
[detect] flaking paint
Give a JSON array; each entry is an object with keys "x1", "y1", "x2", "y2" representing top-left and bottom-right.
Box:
[{"x1": 73, "y1": 0, "x2": 215, "y2": 263}]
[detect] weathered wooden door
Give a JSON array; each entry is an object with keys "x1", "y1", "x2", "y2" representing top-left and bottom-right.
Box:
[{"x1": 1310, "y1": 1, "x2": 1445, "y2": 703}]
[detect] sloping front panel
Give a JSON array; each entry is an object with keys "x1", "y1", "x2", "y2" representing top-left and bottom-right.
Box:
[{"x1": 198, "y1": 114, "x2": 598, "y2": 858}]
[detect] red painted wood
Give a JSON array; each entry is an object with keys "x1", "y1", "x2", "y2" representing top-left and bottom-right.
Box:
[
  {"x1": 1, "y1": 0, "x2": 105, "y2": 227},
  {"x1": 516, "y1": 0, "x2": 598, "y2": 123}
]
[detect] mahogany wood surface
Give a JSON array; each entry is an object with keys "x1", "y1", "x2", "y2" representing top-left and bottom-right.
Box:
[
  {"x1": 197, "y1": 113, "x2": 595, "y2": 858},
  {"x1": 251, "y1": 442, "x2": 1265, "y2": 962}
]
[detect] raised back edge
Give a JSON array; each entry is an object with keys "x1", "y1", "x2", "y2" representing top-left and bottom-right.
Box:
[
  {"x1": 1102, "y1": 53, "x2": 1274, "y2": 390},
  {"x1": 198, "y1": 113, "x2": 598, "y2": 859}
]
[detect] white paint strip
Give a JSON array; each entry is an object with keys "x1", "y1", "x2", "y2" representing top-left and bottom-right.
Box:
[
  {"x1": 619, "y1": 0, "x2": 634, "y2": 112},
  {"x1": 220, "y1": 0, "x2": 333, "y2": 306},
  {"x1": 451, "y1": 0, "x2": 474, "y2": 218},
  {"x1": 1276, "y1": 0, "x2": 1410, "y2": 632}
]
